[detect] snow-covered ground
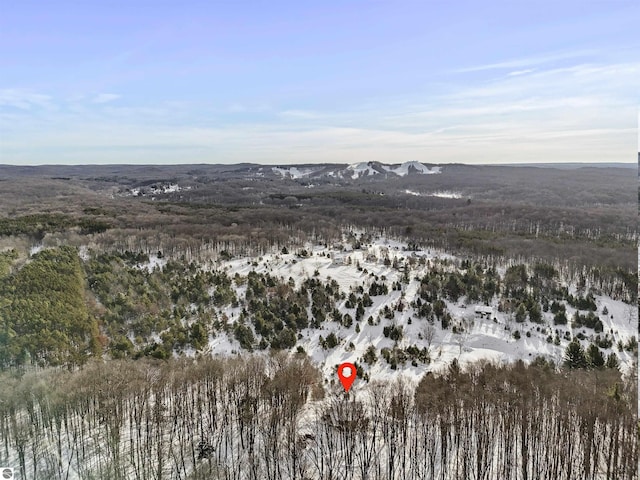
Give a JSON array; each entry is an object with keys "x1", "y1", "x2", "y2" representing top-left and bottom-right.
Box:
[
  {"x1": 209, "y1": 235, "x2": 637, "y2": 381},
  {"x1": 125, "y1": 183, "x2": 189, "y2": 197},
  {"x1": 430, "y1": 191, "x2": 462, "y2": 199},
  {"x1": 272, "y1": 161, "x2": 443, "y2": 180},
  {"x1": 405, "y1": 189, "x2": 463, "y2": 199},
  {"x1": 27, "y1": 234, "x2": 636, "y2": 382},
  {"x1": 137, "y1": 253, "x2": 167, "y2": 273},
  {"x1": 347, "y1": 162, "x2": 381, "y2": 179},
  {"x1": 272, "y1": 166, "x2": 320, "y2": 179}
]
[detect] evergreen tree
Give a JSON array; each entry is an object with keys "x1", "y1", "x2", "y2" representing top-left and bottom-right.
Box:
[
  {"x1": 586, "y1": 343, "x2": 604, "y2": 368},
  {"x1": 433, "y1": 299, "x2": 445, "y2": 319},
  {"x1": 325, "y1": 332, "x2": 339, "y2": 349},
  {"x1": 234, "y1": 323, "x2": 255, "y2": 351},
  {"x1": 444, "y1": 274, "x2": 464, "y2": 302},
  {"x1": 355, "y1": 301, "x2": 365, "y2": 322},
  {"x1": 528, "y1": 303, "x2": 542, "y2": 323},
  {"x1": 362, "y1": 293, "x2": 373, "y2": 307},
  {"x1": 271, "y1": 327, "x2": 296, "y2": 350},
  {"x1": 363, "y1": 345, "x2": 377, "y2": 365},
  {"x1": 605, "y1": 353, "x2": 620, "y2": 369},
  {"x1": 553, "y1": 311, "x2": 567, "y2": 325},
  {"x1": 564, "y1": 340, "x2": 588, "y2": 369}
]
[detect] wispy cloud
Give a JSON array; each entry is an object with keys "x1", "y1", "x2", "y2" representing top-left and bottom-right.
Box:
[
  {"x1": 508, "y1": 69, "x2": 535, "y2": 76},
  {"x1": 442, "y1": 62, "x2": 639, "y2": 103},
  {"x1": 0, "y1": 89, "x2": 52, "y2": 110},
  {"x1": 455, "y1": 49, "x2": 598, "y2": 73},
  {"x1": 92, "y1": 93, "x2": 121, "y2": 104},
  {"x1": 1, "y1": 55, "x2": 636, "y2": 165}
]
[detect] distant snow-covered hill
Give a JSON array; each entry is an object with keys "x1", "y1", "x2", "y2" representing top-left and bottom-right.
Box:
[{"x1": 270, "y1": 161, "x2": 442, "y2": 181}]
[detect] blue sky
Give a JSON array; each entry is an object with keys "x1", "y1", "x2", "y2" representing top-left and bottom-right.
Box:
[{"x1": 1, "y1": 1, "x2": 638, "y2": 165}]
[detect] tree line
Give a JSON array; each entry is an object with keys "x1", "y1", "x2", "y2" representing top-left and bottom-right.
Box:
[{"x1": 0, "y1": 356, "x2": 635, "y2": 479}]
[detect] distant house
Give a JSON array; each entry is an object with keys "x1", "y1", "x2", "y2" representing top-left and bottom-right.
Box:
[
  {"x1": 475, "y1": 306, "x2": 493, "y2": 319},
  {"x1": 331, "y1": 253, "x2": 348, "y2": 266}
]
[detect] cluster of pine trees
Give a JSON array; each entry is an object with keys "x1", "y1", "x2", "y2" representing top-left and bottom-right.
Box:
[{"x1": 0, "y1": 247, "x2": 100, "y2": 367}]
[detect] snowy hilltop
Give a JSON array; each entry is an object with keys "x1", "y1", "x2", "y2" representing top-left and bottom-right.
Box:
[{"x1": 208, "y1": 233, "x2": 635, "y2": 381}]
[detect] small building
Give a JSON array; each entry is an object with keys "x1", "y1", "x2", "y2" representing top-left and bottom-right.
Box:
[{"x1": 475, "y1": 306, "x2": 493, "y2": 319}]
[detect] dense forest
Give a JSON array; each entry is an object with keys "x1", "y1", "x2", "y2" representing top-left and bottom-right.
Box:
[{"x1": 0, "y1": 247, "x2": 100, "y2": 367}]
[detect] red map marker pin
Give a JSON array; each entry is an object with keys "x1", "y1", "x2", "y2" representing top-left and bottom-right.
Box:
[{"x1": 337, "y1": 362, "x2": 356, "y2": 393}]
